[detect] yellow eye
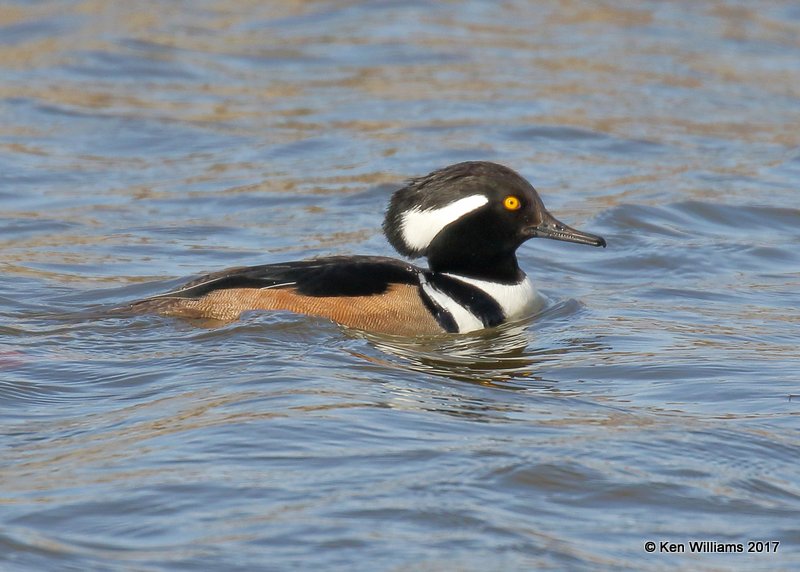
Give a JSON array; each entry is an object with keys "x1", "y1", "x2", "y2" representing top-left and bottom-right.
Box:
[{"x1": 503, "y1": 195, "x2": 521, "y2": 211}]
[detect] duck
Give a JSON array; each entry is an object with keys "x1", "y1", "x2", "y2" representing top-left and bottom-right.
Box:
[{"x1": 129, "y1": 161, "x2": 606, "y2": 336}]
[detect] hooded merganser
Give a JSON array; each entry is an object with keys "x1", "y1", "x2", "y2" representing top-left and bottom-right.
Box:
[{"x1": 130, "y1": 161, "x2": 606, "y2": 336}]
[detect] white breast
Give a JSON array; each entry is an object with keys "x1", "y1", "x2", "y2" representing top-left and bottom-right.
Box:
[
  {"x1": 421, "y1": 272, "x2": 540, "y2": 333},
  {"x1": 444, "y1": 273, "x2": 540, "y2": 321}
]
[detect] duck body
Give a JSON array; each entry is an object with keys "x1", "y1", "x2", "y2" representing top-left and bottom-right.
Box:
[
  {"x1": 130, "y1": 161, "x2": 605, "y2": 336},
  {"x1": 131, "y1": 255, "x2": 538, "y2": 336}
]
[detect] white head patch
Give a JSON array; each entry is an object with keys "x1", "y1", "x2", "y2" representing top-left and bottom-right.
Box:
[{"x1": 399, "y1": 194, "x2": 488, "y2": 254}]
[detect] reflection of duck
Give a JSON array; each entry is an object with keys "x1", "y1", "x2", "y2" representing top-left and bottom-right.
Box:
[
  {"x1": 130, "y1": 161, "x2": 605, "y2": 336},
  {"x1": 358, "y1": 300, "x2": 610, "y2": 387}
]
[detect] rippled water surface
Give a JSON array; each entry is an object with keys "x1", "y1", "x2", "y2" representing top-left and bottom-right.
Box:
[{"x1": 2, "y1": 1, "x2": 799, "y2": 570}]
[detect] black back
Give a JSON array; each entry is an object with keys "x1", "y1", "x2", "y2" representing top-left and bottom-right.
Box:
[{"x1": 157, "y1": 256, "x2": 422, "y2": 300}]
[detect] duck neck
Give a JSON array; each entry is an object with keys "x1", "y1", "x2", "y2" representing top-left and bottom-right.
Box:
[{"x1": 427, "y1": 250, "x2": 524, "y2": 284}]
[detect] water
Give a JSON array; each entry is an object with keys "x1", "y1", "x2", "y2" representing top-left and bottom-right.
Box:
[{"x1": 1, "y1": 1, "x2": 799, "y2": 570}]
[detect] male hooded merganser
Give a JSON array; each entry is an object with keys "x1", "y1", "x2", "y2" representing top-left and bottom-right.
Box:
[{"x1": 130, "y1": 161, "x2": 606, "y2": 336}]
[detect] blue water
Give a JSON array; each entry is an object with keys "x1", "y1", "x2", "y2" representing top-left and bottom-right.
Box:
[{"x1": 1, "y1": 2, "x2": 799, "y2": 570}]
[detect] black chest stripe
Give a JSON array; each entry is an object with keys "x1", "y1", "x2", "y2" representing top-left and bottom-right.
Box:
[
  {"x1": 418, "y1": 286, "x2": 459, "y2": 333},
  {"x1": 424, "y1": 273, "x2": 506, "y2": 328}
]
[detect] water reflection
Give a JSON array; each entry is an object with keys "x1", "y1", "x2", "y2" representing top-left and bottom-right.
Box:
[{"x1": 352, "y1": 306, "x2": 609, "y2": 387}]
